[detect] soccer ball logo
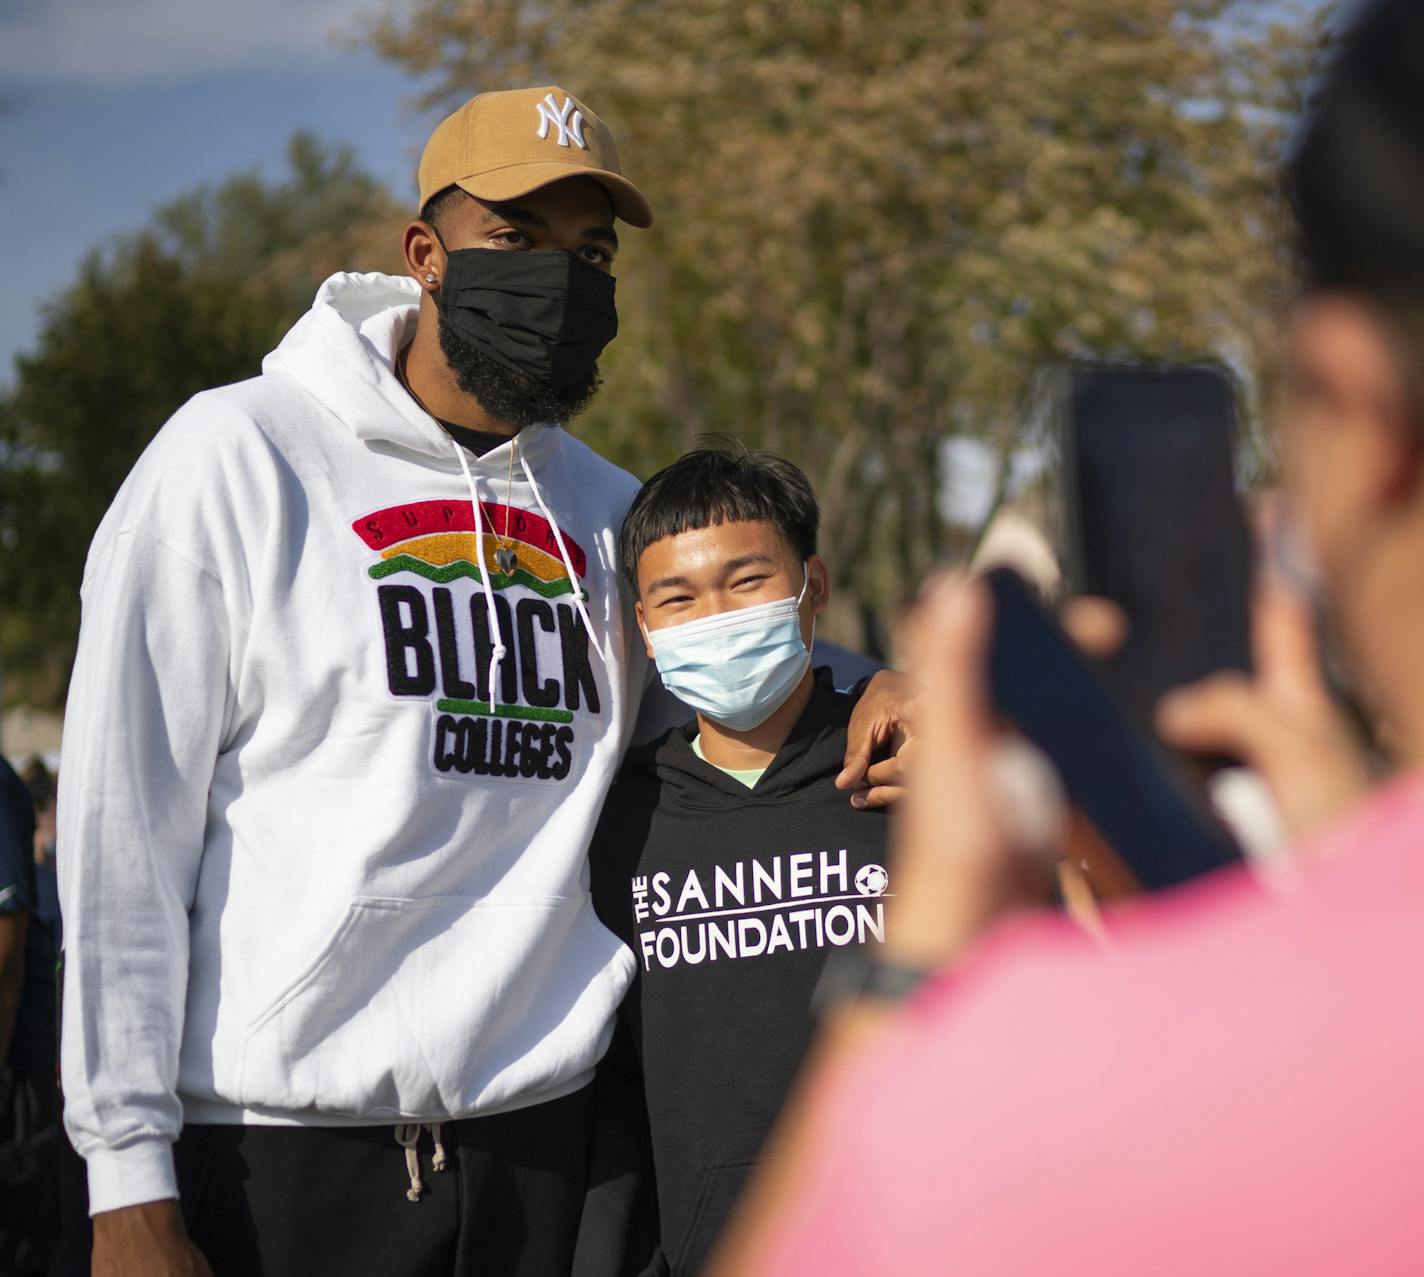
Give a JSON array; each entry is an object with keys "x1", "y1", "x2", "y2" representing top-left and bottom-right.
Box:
[{"x1": 855, "y1": 863, "x2": 889, "y2": 896}]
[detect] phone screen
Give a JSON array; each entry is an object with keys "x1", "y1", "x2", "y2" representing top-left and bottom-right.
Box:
[
  {"x1": 1061, "y1": 364, "x2": 1253, "y2": 730},
  {"x1": 985, "y1": 567, "x2": 1241, "y2": 891}
]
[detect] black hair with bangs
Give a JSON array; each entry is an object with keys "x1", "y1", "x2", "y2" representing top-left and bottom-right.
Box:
[{"x1": 619, "y1": 442, "x2": 820, "y2": 591}]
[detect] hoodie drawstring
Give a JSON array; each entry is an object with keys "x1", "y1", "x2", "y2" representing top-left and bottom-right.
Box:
[
  {"x1": 394, "y1": 1122, "x2": 449, "y2": 1202},
  {"x1": 517, "y1": 449, "x2": 606, "y2": 662},
  {"x1": 450, "y1": 434, "x2": 607, "y2": 708},
  {"x1": 451, "y1": 441, "x2": 509, "y2": 713},
  {"x1": 395, "y1": 1123, "x2": 424, "y2": 1202}
]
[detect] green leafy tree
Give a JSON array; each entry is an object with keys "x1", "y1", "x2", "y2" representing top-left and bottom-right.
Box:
[
  {"x1": 0, "y1": 134, "x2": 406, "y2": 706},
  {"x1": 365, "y1": 0, "x2": 1333, "y2": 649}
]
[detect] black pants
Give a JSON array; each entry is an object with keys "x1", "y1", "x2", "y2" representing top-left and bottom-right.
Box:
[{"x1": 174, "y1": 1085, "x2": 594, "y2": 1277}]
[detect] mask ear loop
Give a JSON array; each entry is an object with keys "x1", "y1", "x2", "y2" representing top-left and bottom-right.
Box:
[{"x1": 799, "y1": 561, "x2": 817, "y2": 655}]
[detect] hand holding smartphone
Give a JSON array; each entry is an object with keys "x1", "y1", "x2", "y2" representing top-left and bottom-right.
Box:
[{"x1": 985, "y1": 567, "x2": 1241, "y2": 891}]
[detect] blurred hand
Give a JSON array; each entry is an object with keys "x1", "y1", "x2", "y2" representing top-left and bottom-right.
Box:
[
  {"x1": 1059, "y1": 595, "x2": 1129, "y2": 661},
  {"x1": 838, "y1": 669, "x2": 919, "y2": 809},
  {"x1": 1056, "y1": 859, "x2": 1107, "y2": 941},
  {"x1": 880, "y1": 577, "x2": 1013, "y2": 967},
  {"x1": 1156, "y1": 580, "x2": 1370, "y2": 843},
  {"x1": 92, "y1": 1201, "x2": 212, "y2": 1277}
]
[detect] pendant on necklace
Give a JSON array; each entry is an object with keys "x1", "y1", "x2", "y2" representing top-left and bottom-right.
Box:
[{"x1": 494, "y1": 546, "x2": 519, "y2": 576}]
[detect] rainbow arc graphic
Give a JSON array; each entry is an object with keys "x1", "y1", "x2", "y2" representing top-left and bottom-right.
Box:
[{"x1": 352, "y1": 499, "x2": 588, "y2": 599}]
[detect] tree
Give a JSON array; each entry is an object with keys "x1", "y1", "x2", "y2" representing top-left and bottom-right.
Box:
[
  {"x1": 365, "y1": 0, "x2": 1332, "y2": 650},
  {"x1": 0, "y1": 134, "x2": 406, "y2": 706}
]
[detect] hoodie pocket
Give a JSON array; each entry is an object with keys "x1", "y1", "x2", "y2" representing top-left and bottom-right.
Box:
[
  {"x1": 672, "y1": 1157, "x2": 758, "y2": 1276},
  {"x1": 237, "y1": 893, "x2": 632, "y2": 1119}
]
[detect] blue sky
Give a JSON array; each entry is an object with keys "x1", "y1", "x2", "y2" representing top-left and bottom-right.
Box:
[{"x1": 0, "y1": 0, "x2": 439, "y2": 382}]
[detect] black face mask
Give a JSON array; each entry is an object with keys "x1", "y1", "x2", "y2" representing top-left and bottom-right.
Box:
[{"x1": 435, "y1": 248, "x2": 619, "y2": 388}]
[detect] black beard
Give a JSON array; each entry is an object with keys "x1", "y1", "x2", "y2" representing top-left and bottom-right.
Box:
[{"x1": 436, "y1": 316, "x2": 601, "y2": 431}]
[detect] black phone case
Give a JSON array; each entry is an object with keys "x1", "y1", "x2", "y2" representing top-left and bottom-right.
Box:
[{"x1": 1050, "y1": 361, "x2": 1253, "y2": 748}]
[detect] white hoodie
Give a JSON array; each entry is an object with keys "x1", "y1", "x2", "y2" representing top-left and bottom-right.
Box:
[{"x1": 57, "y1": 273, "x2": 646, "y2": 1214}]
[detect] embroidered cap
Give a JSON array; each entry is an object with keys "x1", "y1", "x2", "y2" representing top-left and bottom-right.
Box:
[{"x1": 417, "y1": 85, "x2": 653, "y2": 228}]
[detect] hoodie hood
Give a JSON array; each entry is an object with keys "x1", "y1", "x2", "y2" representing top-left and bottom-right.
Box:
[
  {"x1": 261, "y1": 271, "x2": 561, "y2": 474},
  {"x1": 629, "y1": 667, "x2": 852, "y2": 807}
]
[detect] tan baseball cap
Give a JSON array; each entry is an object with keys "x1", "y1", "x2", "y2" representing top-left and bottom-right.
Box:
[{"x1": 417, "y1": 86, "x2": 653, "y2": 228}]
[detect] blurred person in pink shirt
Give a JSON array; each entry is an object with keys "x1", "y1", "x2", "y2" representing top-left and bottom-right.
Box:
[{"x1": 711, "y1": 0, "x2": 1424, "y2": 1272}]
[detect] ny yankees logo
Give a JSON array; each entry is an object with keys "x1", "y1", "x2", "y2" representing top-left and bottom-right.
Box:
[{"x1": 536, "y1": 92, "x2": 587, "y2": 149}]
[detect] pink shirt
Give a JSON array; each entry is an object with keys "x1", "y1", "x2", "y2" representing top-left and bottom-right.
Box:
[{"x1": 761, "y1": 774, "x2": 1424, "y2": 1276}]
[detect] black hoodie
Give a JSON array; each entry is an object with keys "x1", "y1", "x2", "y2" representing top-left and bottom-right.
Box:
[{"x1": 575, "y1": 668, "x2": 891, "y2": 1277}]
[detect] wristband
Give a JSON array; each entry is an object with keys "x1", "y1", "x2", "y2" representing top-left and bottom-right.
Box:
[{"x1": 811, "y1": 945, "x2": 932, "y2": 1018}]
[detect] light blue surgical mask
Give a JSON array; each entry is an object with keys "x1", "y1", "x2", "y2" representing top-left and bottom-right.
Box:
[{"x1": 648, "y1": 568, "x2": 813, "y2": 731}]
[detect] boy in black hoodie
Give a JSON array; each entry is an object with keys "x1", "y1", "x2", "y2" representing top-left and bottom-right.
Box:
[{"x1": 576, "y1": 449, "x2": 893, "y2": 1277}]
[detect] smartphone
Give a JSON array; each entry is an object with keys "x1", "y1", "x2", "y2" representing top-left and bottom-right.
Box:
[
  {"x1": 1056, "y1": 362, "x2": 1253, "y2": 731},
  {"x1": 985, "y1": 567, "x2": 1241, "y2": 891}
]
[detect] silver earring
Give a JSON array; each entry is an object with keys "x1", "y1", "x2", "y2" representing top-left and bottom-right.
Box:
[{"x1": 425, "y1": 274, "x2": 436, "y2": 283}]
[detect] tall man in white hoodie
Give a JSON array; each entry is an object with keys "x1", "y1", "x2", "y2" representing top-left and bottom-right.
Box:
[
  {"x1": 63, "y1": 83, "x2": 910, "y2": 1276},
  {"x1": 60, "y1": 88, "x2": 668, "y2": 1277}
]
